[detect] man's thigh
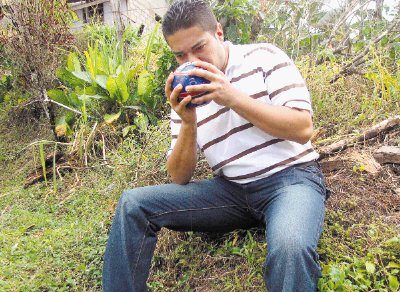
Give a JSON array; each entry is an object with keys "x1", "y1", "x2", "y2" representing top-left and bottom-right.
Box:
[
  {"x1": 247, "y1": 165, "x2": 327, "y2": 249},
  {"x1": 120, "y1": 177, "x2": 259, "y2": 233}
]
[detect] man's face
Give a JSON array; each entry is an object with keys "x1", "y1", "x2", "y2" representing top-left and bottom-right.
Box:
[{"x1": 166, "y1": 24, "x2": 226, "y2": 71}]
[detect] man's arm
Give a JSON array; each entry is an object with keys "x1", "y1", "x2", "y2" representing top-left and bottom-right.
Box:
[
  {"x1": 165, "y1": 73, "x2": 198, "y2": 184},
  {"x1": 227, "y1": 92, "x2": 313, "y2": 144},
  {"x1": 167, "y1": 122, "x2": 198, "y2": 184},
  {"x1": 186, "y1": 61, "x2": 313, "y2": 144}
]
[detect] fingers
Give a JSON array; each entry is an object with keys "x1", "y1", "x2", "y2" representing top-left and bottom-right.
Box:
[
  {"x1": 166, "y1": 60, "x2": 227, "y2": 109},
  {"x1": 190, "y1": 94, "x2": 211, "y2": 106},
  {"x1": 177, "y1": 95, "x2": 193, "y2": 109},
  {"x1": 192, "y1": 61, "x2": 219, "y2": 74},
  {"x1": 164, "y1": 72, "x2": 174, "y2": 97},
  {"x1": 186, "y1": 61, "x2": 223, "y2": 83},
  {"x1": 169, "y1": 83, "x2": 183, "y2": 106},
  {"x1": 185, "y1": 83, "x2": 213, "y2": 93},
  {"x1": 168, "y1": 82, "x2": 194, "y2": 111},
  {"x1": 166, "y1": 71, "x2": 185, "y2": 106}
]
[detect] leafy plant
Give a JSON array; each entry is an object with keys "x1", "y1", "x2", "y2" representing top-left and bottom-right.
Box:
[
  {"x1": 39, "y1": 143, "x2": 47, "y2": 184},
  {"x1": 319, "y1": 254, "x2": 399, "y2": 291},
  {"x1": 48, "y1": 23, "x2": 172, "y2": 141},
  {"x1": 213, "y1": 0, "x2": 260, "y2": 44}
]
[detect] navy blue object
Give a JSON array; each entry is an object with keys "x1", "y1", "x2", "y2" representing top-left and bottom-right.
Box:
[{"x1": 172, "y1": 62, "x2": 210, "y2": 107}]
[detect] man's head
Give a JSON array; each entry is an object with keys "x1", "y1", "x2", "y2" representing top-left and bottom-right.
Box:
[
  {"x1": 162, "y1": 0, "x2": 217, "y2": 39},
  {"x1": 162, "y1": 0, "x2": 227, "y2": 71}
]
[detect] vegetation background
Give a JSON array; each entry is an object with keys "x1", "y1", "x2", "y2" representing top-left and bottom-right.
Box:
[{"x1": 0, "y1": 0, "x2": 399, "y2": 291}]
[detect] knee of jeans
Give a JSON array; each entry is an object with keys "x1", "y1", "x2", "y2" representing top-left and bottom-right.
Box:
[
  {"x1": 268, "y1": 231, "x2": 316, "y2": 259},
  {"x1": 118, "y1": 189, "x2": 147, "y2": 216}
]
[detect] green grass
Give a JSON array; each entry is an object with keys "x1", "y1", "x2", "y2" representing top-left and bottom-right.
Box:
[
  {"x1": 0, "y1": 116, "x2": 115, "y2": 290},
  {"x1": 0, "y1": 172, "x2": 113, "y2": 290},
  {"x1": 1, "y1": 178, "x2": 398, "y2": 291}
]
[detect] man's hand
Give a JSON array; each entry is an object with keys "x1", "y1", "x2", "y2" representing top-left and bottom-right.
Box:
[
  {"x1": 183, "y1": 61, "x2": 240, "y2": 107},
  {"x1": 165, "y1": 72, "x2": 197, "y2": 124}
]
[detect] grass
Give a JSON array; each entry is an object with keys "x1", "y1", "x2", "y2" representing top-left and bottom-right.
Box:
[
  {"x1": 299, "y1": 58, "x2": 400, "y2": 142},
  {"x1": 1, "y1": 185, "x2": 107, "y2": 290},
  {"x1": 0, "y1": 114, "x2": 113, "y2": 290},
  {"x1": 0, "y1": 58, "x2": 399, "y2": 290}
]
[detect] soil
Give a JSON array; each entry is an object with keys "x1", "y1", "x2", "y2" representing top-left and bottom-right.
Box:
[{"x1": 319, "y1": 145, "x2": 400, "y2": 226}]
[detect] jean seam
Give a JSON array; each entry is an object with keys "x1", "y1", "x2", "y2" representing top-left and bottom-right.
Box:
[
  {"x1": 250, "y1": 208, "x2": 265, "y2": 221},
  {"x1": 132, "y1": 220, "x2": 150, "y2": 284},
  {"x1": 147, "y1": 204, "x2": 241, "y2": 220},
  {"x1": 312, "y1": 201, "x2": 325, "y2": 246},
  {"x1": 243, "y1": 189, "x2": 252, "y2": 212}
]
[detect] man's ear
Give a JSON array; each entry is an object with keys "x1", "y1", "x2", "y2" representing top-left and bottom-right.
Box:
[{"x1": 215, "y1": 22, "x2": 224, "y2": 41}]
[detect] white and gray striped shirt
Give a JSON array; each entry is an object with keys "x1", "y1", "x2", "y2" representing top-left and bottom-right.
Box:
[{"x1": 168, "y1": 42, "x2": 319, "y2": 184}]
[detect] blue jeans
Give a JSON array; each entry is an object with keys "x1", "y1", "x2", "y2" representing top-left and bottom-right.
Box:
[{"x1": 102, "y1": 163, "x2": 328, "y2": 291}]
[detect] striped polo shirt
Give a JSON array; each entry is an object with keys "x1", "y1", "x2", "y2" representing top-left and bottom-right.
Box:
[{"x1": 168, "y1": 41, "x2": 319, "y2": 184}]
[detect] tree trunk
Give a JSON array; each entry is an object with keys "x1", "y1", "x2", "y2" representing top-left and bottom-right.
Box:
[
  {"x1": 110, "y1": 0, "x2": 125, "y2": 43},
  {"x1": 375, "y1": 0, "x2": 384, "y2": 21}
]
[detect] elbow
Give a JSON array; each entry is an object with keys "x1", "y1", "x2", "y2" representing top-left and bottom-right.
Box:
[
  {"x1": 294, "y1": 118, "x2": 313, "y2": 144},
  {"x1": 296, "y1": 137, "x2": 311, "y2": 145},
  {"x1": 296, "y1": 127, "x2": 313, "y2": 144},
  {"x1": 167, "y1": 159, "x2": 192, "y2": 185},
  {"x1": 170, "y1": 175, "x2": 190, "y2": 185}
]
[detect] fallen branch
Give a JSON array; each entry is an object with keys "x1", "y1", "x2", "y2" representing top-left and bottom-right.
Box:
[
  {"x1": 24, "y1": 154, "x2": 67, "y2": 188},
  {"x1": 318, "y1": 116, "x2": 400, "y2": 158},
  {"x1": 24, "y1": 159, "x2": 112, "y2": 188}
]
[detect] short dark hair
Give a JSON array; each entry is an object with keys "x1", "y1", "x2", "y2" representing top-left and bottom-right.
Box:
[{"x1": 162, "y1": 0, "x2": 217, "y2": 38}]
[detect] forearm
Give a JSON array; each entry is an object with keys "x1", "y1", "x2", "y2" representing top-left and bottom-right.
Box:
[
  {"x1": 167, "y1": 122, "x2": 198, "y2": 184},
  {"x1": 185, "y1": 62, "x2": 313, "y2": 144},
  {"x1": 228, "y1": 92, "x2": 313, "y2": 144}
]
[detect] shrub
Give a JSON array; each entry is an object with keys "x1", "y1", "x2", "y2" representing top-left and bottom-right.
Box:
[
  {"x1": 0, "y1": 0, "x2": 75, "y2": 121},
  {"x1": 48, "y1": 24, "x2": 176, "y2": 141}
]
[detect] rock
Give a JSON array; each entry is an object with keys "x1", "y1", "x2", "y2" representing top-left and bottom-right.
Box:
[{"x1": 373, "y1": 146, "x2": 400, "y2": 165}]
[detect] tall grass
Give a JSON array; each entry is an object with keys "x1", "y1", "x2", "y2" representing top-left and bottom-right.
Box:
[{"x1": 299, "y1": 54, "x2": 400, "y2": 143}]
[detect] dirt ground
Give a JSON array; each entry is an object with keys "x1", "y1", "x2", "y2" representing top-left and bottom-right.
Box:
[{"x1": 319, "y1": 144, "x2": 400, "y2": 226}]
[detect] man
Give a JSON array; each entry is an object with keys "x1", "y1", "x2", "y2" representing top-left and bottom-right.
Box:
[{"x1": 102, "y1": 0, "x2": 328, "y2": 291}]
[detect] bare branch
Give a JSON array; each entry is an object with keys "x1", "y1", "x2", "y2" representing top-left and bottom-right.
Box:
[
  {"x1": 326, "y1": 0, "x2": 372, "y2": 48},
  {"x1": 330, "y1": 16, "x2": 400, "y2": 83},
  {"x1": 318, "y1": 116, "x2": 400, "y2": 158},
  {"x1": 42, "y1": 89, "x2": 82, "y2": 115}
]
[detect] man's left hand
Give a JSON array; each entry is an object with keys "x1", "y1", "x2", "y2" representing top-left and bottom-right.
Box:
[{"x1": 184, "y1": 61, "x2": 239, "y2": 108}]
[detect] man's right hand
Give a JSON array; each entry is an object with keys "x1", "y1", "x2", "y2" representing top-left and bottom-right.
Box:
[
  {"x1": 165, "y1": 72, "x2": 197, "y2": 125},
  {"x1": 165, "y1": 72, "x2": 199, "y2": 184}
]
